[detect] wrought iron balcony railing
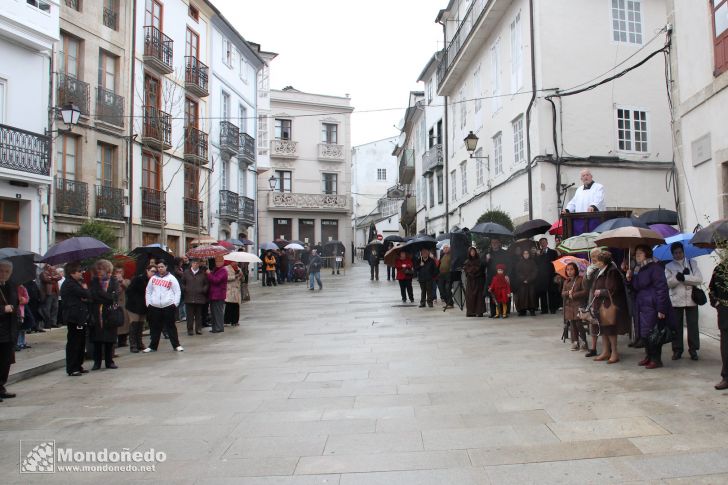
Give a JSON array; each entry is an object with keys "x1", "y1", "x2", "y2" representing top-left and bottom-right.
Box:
[
  {"x1": 143, "y1": 26, "x2": 173, "y2": 74},
  {"x1": 96, "y1": 87, "x2": 124, "y2": 127},
  {"x1": 238, "y1": 132, "x2": 255, "y2": 165},
  {"x1": 271, "y1": 139, "x2": 298, "y2": 158},
  {"x1": 185, "y1": 56, "x2": 209, "y2": 97},
  {"x1": 0, "y1": 124, "x2": 50, "y2": 176},
  {"x1": 103, "y1": 6, "x2": 118, "y2": 30},
  {"x1": 55, "y1": 178, "x2": 88, "y2": 216},
  {"x1": 184, "y1": 126, "x2": 208, "y2": 164},
  {"x1": 422, "y1": 144, "x2": 443, "y2": 174},
  {"x1": 141, "y1": 187, "x2": 163, "y2": 221},
  {"x1": 142, "y1": 105, "x2": 172, "y2": 149},
  {"x1": 218, "y1": 190, "x2": 239, "y2": 221},
  {"x1": 398, "y1": 148, "x2": 415, "y2": 183},
  {"x1": 57, "y1": 73, "x2": 90, "y2": 116},
  {"x1": 268, "y1": 192, "x2": 349, "y2": 212},
  {"x1": 184, "y1": 198, "x2": 203, "y2": 227},
  {"x1": 219, "y1": 121, "x2": 239, "y2": 156},
  {"x1": 436, "y1": 0, "x2": 490, "y2": 89},
  {"x1": 95, "y1": 185, "x2": 124, "y2": 220},
  {"x1": 317, "y1": 143, "x2": 345, "y2": 161},
  {"x1": 238, "y1": 196, "x2": 255, "y2": 225}
]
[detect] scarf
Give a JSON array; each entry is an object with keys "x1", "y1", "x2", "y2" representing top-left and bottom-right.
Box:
[{"x1": 633, "y1": 257, "x2": 656, "y2": 274}]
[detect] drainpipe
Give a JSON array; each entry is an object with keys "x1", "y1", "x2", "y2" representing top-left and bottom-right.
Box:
[
  {"x1": 437, "y1": 19, "x2": 449, "y2": 232},
  {"x1": 47, "y1": 43, "x2": 55, "y2": 249},
  {"x1": 525, "y1": 0, "x2": 536, "y2": 220},
  {"x1": 127, "y1": 0, "x2": 137, "y2": 248}
]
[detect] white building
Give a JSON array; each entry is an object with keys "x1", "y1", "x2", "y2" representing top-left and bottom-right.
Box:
[
  {"x1": 351, "y1": 136, "x2": 400, "y2": 248},
  {"x1": 0, "y1": 0, "x2": 59, "y2": 253},
  {"x1": 257, "y1": 87, "x2": 354, "y2": 252},
  {"x1": 393, "y1": 91, "x2": 424, "y2": 236},
  {"x1": 435, "y1": 0, "x2": 675, "y2": 229}
]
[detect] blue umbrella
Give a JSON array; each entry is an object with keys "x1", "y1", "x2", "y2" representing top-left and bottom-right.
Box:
[
  {"x1": 593, "y1": 217, "x2": 649, "y2": 233},
  {"x1": 653, "y1": 233, "x2": 713, "y2": 261},
  {"x1": 260, "y1": 242, "x2": 279, "y2": 251},
  {"x1": 41, "y1": 237, "x2": 111, "y2": 265}
]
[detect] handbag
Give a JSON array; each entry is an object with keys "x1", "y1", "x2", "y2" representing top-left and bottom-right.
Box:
[
  {"x1": 102, "y1": 289, "x2": 124, "y2": 328},
  {"x1": 687, "y1": 262, "x2": 707, "y2": 306},
  {"x1": 647, "y1": 322, "x2": 675, "y2": 347},
  {"x1": 597, "y1": 290, "x2": 618, "y2": 327}
]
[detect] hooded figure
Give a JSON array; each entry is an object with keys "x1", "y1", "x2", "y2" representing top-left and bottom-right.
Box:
[{"x1": 463, "y1": 247, "x2": 486, "y2": 317}]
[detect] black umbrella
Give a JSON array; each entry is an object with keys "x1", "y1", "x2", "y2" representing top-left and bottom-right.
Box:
[
  {"x1": 323, "y1": 240, "x2": 345, "y2": 256},
  {"x1": 692, "y1": 220, "x2": 728, "y2": 248},
  {"x1": 593, "y1": 217, "x2": 649, "y2": 233},
  {"x1": 402, "y1": 234, "x2": 437, "y2": 253},
  {"x1": 514, "y1": 219, "x2": 552, "y2": 239},
  {"x1": 0, "y1": 248, "x2": 40, "y2": 284},
  {"x1": 383, "y1": 235, "x2": 405, "y2": 243},
  {"x1": 128, "y1": 246, "x2": 174, "y2": 272},
  {"x1": 41, "y1": 237, "x2": 111, "y2": 265},
  {"x1": 436, "y1": 233, "x2": 450, "y2": 241},
  {"x1": 637, "y1": 208, "x2": 678, "y2": 226},
  {"x1": 470, "y1": 222, "x2": 514, "y2": 238}
]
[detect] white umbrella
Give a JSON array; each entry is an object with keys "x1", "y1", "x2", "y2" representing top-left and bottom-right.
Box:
[
  {"x1": 436, "y1": 239, "x2": 450, "y2": 250},
  {"x1": 285, "y1": 243, "x2": 305, "y2": 250},
  {"x1": 223, "y1": 252, "x2": 262, "y2": 264}
]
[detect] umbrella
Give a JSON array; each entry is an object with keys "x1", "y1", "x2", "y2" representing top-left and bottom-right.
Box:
[
  {"x1": 594, "y1": 227, "x2": 665, "y2": 249},
  {"x1": 436, "y1": 233, "x2": 450, "y2": 241},
  {"x1": 323, "y1": 240, "x2": 345, "y2": 255},
  {"x1": 217, "y1": 240, "x2": 235, "y2": 250},
  {"x1": 260, "y1": 242, "x2": 280, "y2": 251},
  {"x1": 0, "y1": 248, "x2": 40, "y2": 284},
  {"x1": 189, "y1": 236, "x2": 217, "y2": 246},
  {"x1": 383, "y1": 244, "x2": 411, "y2": 267},
  {"x1": 470, "y1": 222, "x2": 513, "y2": 238},
  {"x1": 593, "y1": 217, "x2": 649, "y2": 233},
  {"x1": 365, "y1": 240, "x2": 385, "y2": 258},
  {"x1": 367, "y1": 239, "x2": 383, "y2": 246},
  {"x1": 402, "y1": 234, "x2": 437, "y2": 253},
  {"x1": 692, "y1": 220, "x2": 728, "y2": 248},
  {"x1": 509, "y1": 238, "x2": 537, "y2": 255},
  {"x1": 284, "y1": 243, "x2": 305, "y2": 250},
  {"x1": 383, "y1": 235, "x2": 405, "y2": 243},
  {"x1": 129, "y1": 246, "x2": 174, "y2": 267},
  {"x1": 111, "y1": 254, "x2": 137, "y2": 279},
  {"x1": 224, "y1": 252, "x2": 263, "y2": 264},
  {"x1": 549, "y1": 219, "x2": 563, "y2": 236},
  {"x1": 186, "y1": 245, "x2": 229, "y2": 259},
  {"x1": 638, "y1": 208, "x2": 679, "y2": 226},
  {"x1": 514, "y1": 219, "x2": 552, "y2": 239},
  {"x1": 41, "y1": 237, "x2": 111, "y2": 265},
  {"x1": 274, "y1": 239, "x2": 290, "y2": 249},
  {"x1": 649, "y1": 224, "x2": 680, "y2": 238},
  {"x1": 437, "y1": 239, "x2": 450, "y2": 250},
  {"x1": 557, "y1": 232, "x2": 600, "y2": 255},
  {"x1": 228, "y1": 238, "x2": 254, "y2": 246},
  {"x1": 289, "y1": 240, "x2": 305, "y2": 245},
  {"x1": 653, "y1": 233, "x2": 714, "y2": 261},
  {"x1": 552, "y1": 256, "x2": 590, "y2": 279}
]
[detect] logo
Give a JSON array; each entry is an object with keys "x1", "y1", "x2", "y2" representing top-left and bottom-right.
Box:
[{"x1": 20, "y1": 441, "x2": 55, "y2": 474}]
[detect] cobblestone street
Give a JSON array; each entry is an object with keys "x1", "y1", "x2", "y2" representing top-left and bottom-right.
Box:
[{"x1": 2, "y1": 264, "x2": 728, "y2": 484}]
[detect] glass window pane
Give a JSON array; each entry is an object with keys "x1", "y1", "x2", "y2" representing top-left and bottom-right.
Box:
[{"x1": 716, "y1": 4, "x2": 728, "y2": 36}]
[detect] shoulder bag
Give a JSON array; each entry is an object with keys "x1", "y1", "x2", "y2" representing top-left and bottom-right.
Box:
[
  {"x1": 688, "y1": 261, "x2": 707, "y2": 306},
  {"x1": 597, "y1": 290, "x2": 618, "y2": 327},
  {"x1": 102, "y1": 290, "x2": 125, "y2": 328}
]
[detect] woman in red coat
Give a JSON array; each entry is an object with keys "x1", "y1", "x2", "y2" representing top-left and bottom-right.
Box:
[{"x1": 394, "y1": 252, "x2": 414, "y2": 303}]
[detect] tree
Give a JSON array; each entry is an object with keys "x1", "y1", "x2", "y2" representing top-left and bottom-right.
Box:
[
  {"x1": 74, "y1": 219, "x2": 119, "y2": 251},
  {"x1": 474, "y1": 208, "x2": 514, "y2": 254}
]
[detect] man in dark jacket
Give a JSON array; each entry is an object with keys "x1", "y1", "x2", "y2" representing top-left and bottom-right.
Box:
[
  {"x1": 61, "y1": 262, "x2": 91, "y2": 376},
  {"x1": 536, "y1": 238, "x2": 560, "y2": 314},
  {"x1": 0, "y1": 260, "x2": 19, "y2": 398},
  {"x1": 414, "y1": 248, "x2": 438, "y2": 308},
  {"x1": 181, "y1": 259, "x2": 209, "y2": 336},
  {"x1": 368, "y1": 247, "x2": 380, "y2": 281},
  {"x1": 308, "y1": 250, "x2": 323, "y2": 291}
]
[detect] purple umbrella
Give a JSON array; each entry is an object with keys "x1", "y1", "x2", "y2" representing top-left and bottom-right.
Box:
[
  {"x1": 649, "y1": 224, "x2": 680, "y2": 238},
  {"x1": 41, "y1": 237, "x2": 111, "y2": 265}
]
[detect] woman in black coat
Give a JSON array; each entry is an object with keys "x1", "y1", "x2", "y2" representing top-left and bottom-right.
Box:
[
  {"x1": 61, "y1": 262, "x2": 91, "y2": 376},
  {"x1": 89, "y1": 259, "x2": 119, "y2": 370},
  {"x1": 463, "y1": 247, "x2": 486, "y2": 317}
]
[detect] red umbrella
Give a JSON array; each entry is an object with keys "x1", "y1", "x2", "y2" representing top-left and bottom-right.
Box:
[
  {"x1": 186, "y1": 245, "x2": 229, "y2": 259},
  {"x1": 112, "y1": 254, "x2": 137, "y2": 279},
  {"x1": 217, "y1": 240, "x2": 235, "y2": 250},
  {"x1": 549, "y1": 219, "x2": 563, "y2": 236}
]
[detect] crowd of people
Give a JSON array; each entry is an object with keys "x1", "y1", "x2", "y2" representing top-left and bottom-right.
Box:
[{"x1": 260, "y1": 244, "x2": 344, "y2": 289}]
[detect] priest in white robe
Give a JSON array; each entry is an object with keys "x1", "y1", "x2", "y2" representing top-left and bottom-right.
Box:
[{"x1": 563, "y1": 169, "x2": 605, "y2": 213}]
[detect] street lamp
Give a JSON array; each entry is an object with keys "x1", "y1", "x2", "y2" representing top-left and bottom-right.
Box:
[
  {"x1": 464, "y1": 131, "x2": 489, "y2": 159},
  {"x1": 60, "y1": 103, "x2": 81, "y2": 127},
  {"x1": 268, "y1": 174, "x2": 277, "y2": 191}
]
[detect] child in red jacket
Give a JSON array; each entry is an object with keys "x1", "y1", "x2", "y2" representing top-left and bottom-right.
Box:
[{"x1": 488, "y1": 264, "x2": 511, "y2": 318}]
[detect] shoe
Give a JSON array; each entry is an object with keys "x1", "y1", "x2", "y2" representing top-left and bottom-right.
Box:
[
  {"x1": 672, "y1": 351, "x2": 682, "y2": 360},
  {"x1": 428, "y1": 303, "x2": 434, "y2": 308},
  {"x1": 633, "y1": 338, "x2": 646, "y2": 349},
  {"x1": 715, "y1": 380, "x2": 728, "y2": 390},
  {"x1": 37, "y1": 329, "x2": 46, "y2": 333},
  {"x1": 502, "y1": 314, "x2": 508, "y2": 319},
  {"x1": 584, "y1": 350, "x2": 597, "y2": 357},
  {"x1": 14, "y1": 345, "x2": 21, "y2": 352},
  {"x1": 106, "y1": 363, "x2": 118, "y2": 369},
  {"x1": 309, "y1": 288, "x2": 315, "y2": 291},
  {"x1": 210, "y1": 329, "x2": 222, "y2": 333},
  {"x1": 130, "y1": 348, "x2": 140, "y2": 353},
  {"x1": 529, "y1": 310, "x2": 536, "y2": 316},
  {"x1": 607, "y1": 358, "x2": 620, "y2": 364},
  {"x1": 68, "y1": 371, "x2": 82, "y2": 377},
  {"x1": 402, "y1": 299, "x2": 406, "y2": 303},
  {"x1": 570, "y1": 342, "x2": 579, "y2": 351},
  {"x1": 593, "y1": 354, "x2": 609, "y2": 361},
  {"x1": 195, "y1": 331, "x2": 202, "y2": 335},
  {"x1": 419, "y1": 303, "x2": 426, "y2": 308},
  {"x1": 0, "y1": 392, "x2": 16, "y2": 398},
  {"x1": 175, "y1": 346, "x2": 184, "y2": 352},
  {"x1": 410, "y1": 299, "x2": 414, "y2": 303},
  {"x1": 445, "y1": 305, "x2": 454, "y2": 309},
  {"x1": 142, "y1": 348, "x2": 155, "y2": 353},
  {"x1": 689, "y1": 351, "x2": 699, "y2": 361},
  {"x1": 580, "y1": 343, "x2": 589, "y2": 350},
  {"x1": 638, "y1": 357, "x2": 651, "y2": 366},
  {"x1": 91, "y1": 364, "x2": 101, "y2": 370},
  {"x1": 23, "y1": 344, "x2": 31, "y2": 349},
  {"x1": 187, "y1": 331, "x2": 194, "y2": 336},
  {"x1": 645, "y1": 361, "x2": 663, "y2": 369},
  {"x1": 80, "y1": 369, "x2": 89, "y2": 374},
  {"x1": 628, "y1": 341, "x2": 636, "y2": 348}
]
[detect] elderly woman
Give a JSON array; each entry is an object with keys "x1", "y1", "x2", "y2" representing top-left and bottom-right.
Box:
[
  {"x1": 515, "y1": 249, "x2": 539, "y2": 316},
  {"x1": 89, "y1": 259, "x2": 120, "y2": 370},
  {"x1": 224, "y1": 262, "x2": 243, "y2": 327},
  {"x1": 0, "y1": 260, "x2": 19, "y2": 399},
  {"x1": 592, "y1": 251, "x2": 631, "y2": 364},
  {"x1": 627, "y1": 245, "x2": 674, "y2": 369},
  {"x1": 562, "y1": 262, "x2": 588, "y2": 351},
  {"x1": 463, "y1": 247, "x2": 486, "y2": 317},
  {"x1": 62, "y1": 262, "x2": 91, "y2": 376},
  {"x1": 665, "y1": 242, "x2": 703, "y2": 361}
]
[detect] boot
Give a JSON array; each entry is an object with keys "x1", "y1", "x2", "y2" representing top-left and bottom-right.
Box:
[
  {"x1": 117, "y1": 334, "x2": 128, "y2": 348},
  {"x1": 494, "y1": 306, "x2": 501, "y2": 318},
  {"x1": 501, "y1": 303, "x2": 508, "y2": 318},
  {"x1": 129, "y1": 321, "x2": 142, "y2": 353}
]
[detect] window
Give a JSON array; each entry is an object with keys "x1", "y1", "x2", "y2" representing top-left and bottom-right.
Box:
[
  {"x1": 611, "y1": 0, "x2": 642, "y2": 44},
  {"x1": 275, "y1": 119, "x2": 292, "y2": 140},
  {"x1": 103, "y1": 0, "x2": 118, "y2": 30},
  {"x1": 188, "y1": 4, "x2": 199, "y2": 21},
  {"x1": 0, "y1": 78, "x2": 6, "y2": 124},
  {"x1": 473, "y1": 64, "x2": 482, "y2": 113},
  {"x1": 98, "y1": 50, "x2": 117, "y2": 92},
  {"x1": 513, "y1": 115, "x2": 524, "y2": 164},
  {"x1": 257, "y1": 115, "x2": 269, "y2": 155},
  {"x1": 238, "y1": 166, "x2": 247, "y2": 197},
  {"x1": 145, "y1": 0, "x2": 162, "y2": 30},
  {"x1": 274, "y1": 170, "x2": 292, "y2": 193},
  {"x1": 186, "y1": 28, "x2": 199, "y2": 59},
  {"x1": 220, "y1": 159, "x2": 228, "y2": 191},
  {"x1": 510, "y1": 13, "x2": 523, "y2": 91},
  {"x1": 184, "y1": 165, "x2": 199, "y2": 199},
  {"x1": 96, "y1": 143, "x2": 114, "y2": 186},
  {"x1": 27, "y1": 1, "x2": 51, "y2": 13},
  {"x1": 144, "y1": 73, "x2": 160, "y2": 111},
  {"x1": 56, "y1": 135, "x2": 77, "y2": 180},
  {"x1": 713, "y1": 0, "x2": 728, "y2": 75},
  {"x1": 239, "y1": 54, "x2": 249, "y2": 83},
  {"x1": 322, "y1": 173, "x2": 338, "y2": 194},
  {"x1": 377, "y1": 168, "x2": 386, "y2": 181},
  {"x1": 450, "y1": 170, "x2": 457, "y2": 201},
  {"x1": 491, "y1": 38, "x2": 502, "y2": 113},
  {"x1": 493, "y1": 133, "x2": 503, "y2": 175},
  {"x1": 427, "y1": 81, "x2": 433, "y2": 104},
  {"x1": 185, "y1": 97, "x2": 198, "y2": 129},
  {"x1": 238, "y1": 104, "x2": 247, "y2": 134},
  {"x1": 436, "y1": 171, "x2": 443, "y2": 204},
  {"x1": 460, "y1": 161, "x2": 468, "y2": 195},
  {"x1": 459, "y1": 87, "x2": 467, "y2": 129},
  {"x1": 60, "y1": 34, "x2": 80, "y2": 78},
  {"x1": 322, "y1": 123, "x2": 338, "y2": 144},
  {"x1": 64, "y1": 0, "x2": 80, "y2": 11},
  {"x1": 221, "y1": 91, "x2": 230, "y2": 121},
  {"x1": 476, "y1": 155, "x2": 484, "y2": 187},
  {"x1": 142, "y1": 151, "x2": 161, "y2": 189},
  {"x1": 617, "y1": 107, "x2": 648, "y2": 152},
  {"x1": 223, "y1": 39, "x2": 233, "y2": 68},
  {"x1": 428, "y1": 177, "x2": 435, "y2": 208}
]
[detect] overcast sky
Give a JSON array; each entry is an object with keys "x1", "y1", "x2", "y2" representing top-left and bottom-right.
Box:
[{"x1": 214, "y1": 0, "x2": 445, "y2": 147}]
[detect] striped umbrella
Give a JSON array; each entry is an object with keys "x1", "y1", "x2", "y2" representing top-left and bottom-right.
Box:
[
  {"x1": 556, "y1": 232, "x2": 600, "y2": 255},
  {"x1": 186, "y1": 245, "x2": 229, "y2": 259}
]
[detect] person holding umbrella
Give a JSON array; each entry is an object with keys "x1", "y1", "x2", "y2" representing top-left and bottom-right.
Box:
[
  {"x1": 591, "y1": 251, "x2": 631, "y2": 364},
  {"x1": 414, "y1": 248, "x2": 438, "y2": 308},
  {"x1": 665, "y1": 242, "x2": 703, "y2": 361},
  {"x1": 395, "y1": 251, "x2": 415, "y2": 303},
  {"x1": 0, "y1": 260, "x2": 19, "y2": 398},
  {"x1": 61, "y1": 262, "x2": 91, "y2": 376},
  {"x1": 207, "y1": 256, "x2": 228, "y2": 333}
]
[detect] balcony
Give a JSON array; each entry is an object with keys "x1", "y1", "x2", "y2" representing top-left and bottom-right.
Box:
[
  {"x1": 185, "y1": 56, "x2": 209, "y2": 98},
  {"x1": 400, "y1": 196, "x2": 417, "y2": 227},
  {"x1": 218, "y1": 189, "x2": 239, "y2": 221},
  {"x1": 385, "y1": 183, "x2": 411, "y2": 199},
  {"x1": 57, "y1": 73, "x2": 90, "y2": 116},
  {"x1": 238, "y1": 196, "x2": 255, "y2": 226},
  {"x1": 96, "y1": 87, "x2": 124, "y2": 127},
  {"x1": 271, "y1": 139, "x2": 298, "y2": 159},
  {"x1": 219, "y1": 121, "x2": 239, "y2": 158},
  {"x1": 103, "y1": 6, "x2": 118, "y2": 30},
  {"x1": 184, "y1": 126, "x2": 208, "y2": 164},
  {"x1": 184, "y1": 198, "x2": 203, "y2": 228},
  {"x1": 142, "y1": 105, "x2": 172, "y2": 150},
  {"x1": 64, "y1": 0, "x2": 79, "y2": 10},
  {"x1": 422, "y1": 144, "x2": 443, "y2": 175},
  {"x1": 317, "y1": 143, "x2": 345, "y2": 161},
  {"x1": 141, "y1": 187, "x2": 164, "y2": 221},
  {"x1": 55, "y1": 178, "x2": 88, "y2": 216},
  {"x1": 95, "y1": 185, "x2": 124, "y2": 220},
  {"x1": 238, "y1": 132, "x2": 255, "y2": 165},
  {"x1": 143, "y1": 26, "x2": 173, "y2": 74},
  {"x1": 268, "y1": 192, "x2": 349, "y2": 213},
  {"x1": 0, "y1": 124, "x2": 50, "y2": 176},
  {"x1": 398, "y1": 148, "x2": 415, "y2": 183}
]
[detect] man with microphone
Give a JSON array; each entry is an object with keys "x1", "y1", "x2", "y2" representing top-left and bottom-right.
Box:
[{"x1": 562, "y1": 169, "x2": 605, "y2": 214}]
